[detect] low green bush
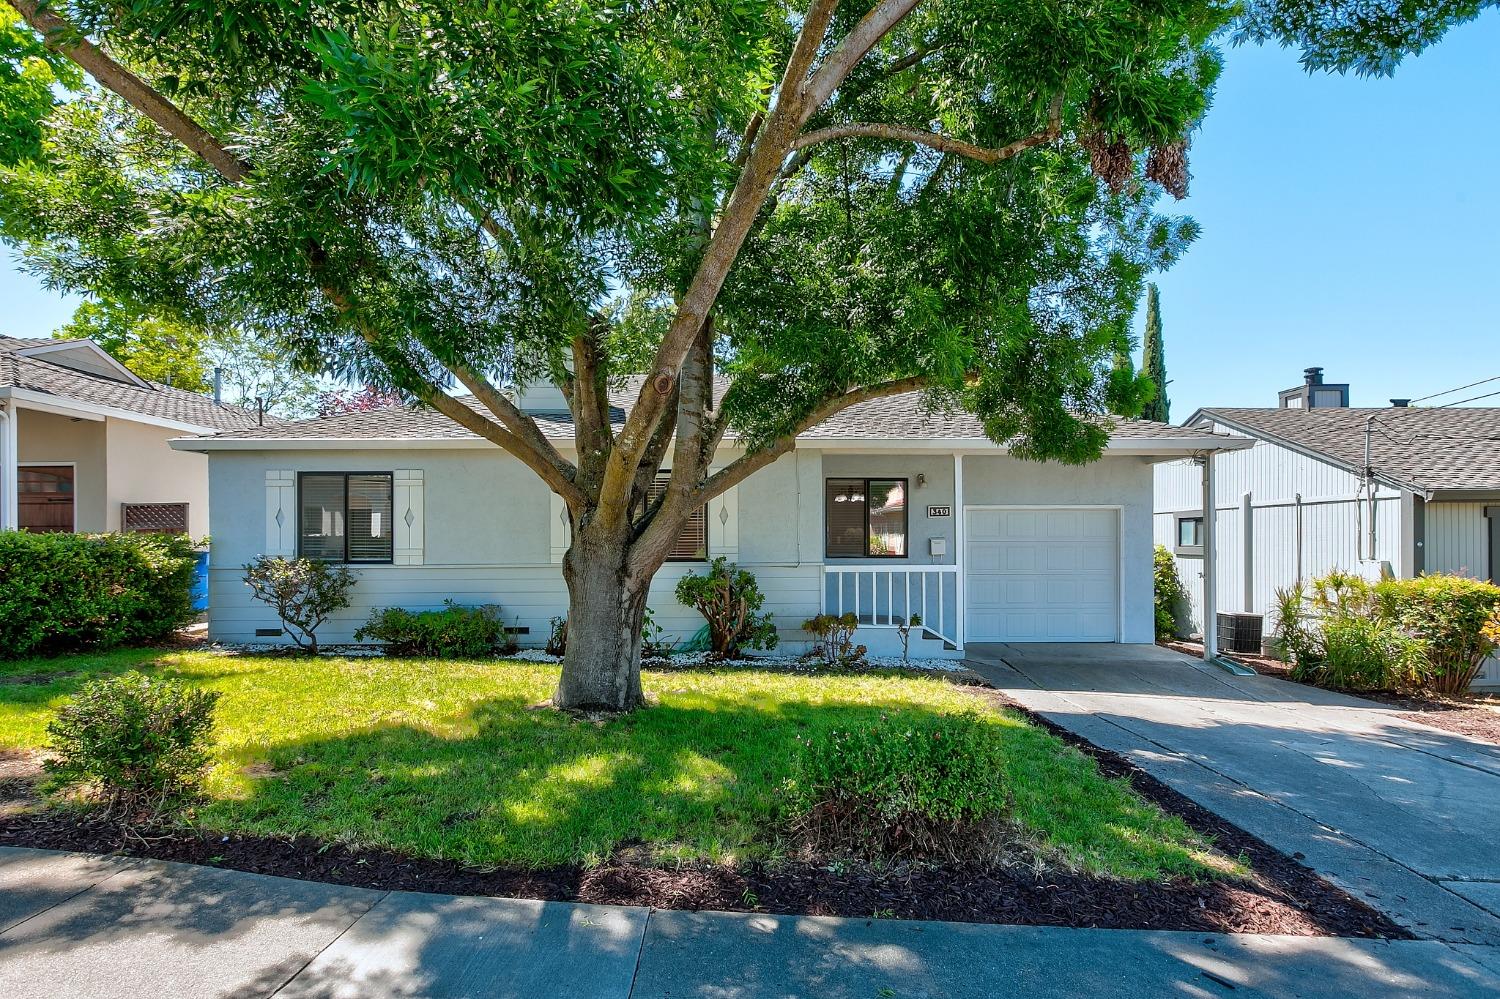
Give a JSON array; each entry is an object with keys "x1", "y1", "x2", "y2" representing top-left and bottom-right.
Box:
[
  {"x1": 801, "y1": 612, "x2": 867, "y2": 668},
  {"x1": 45, "y1": 671, "x2": 220, "y2": 818},
  {"x1": 355, "y1": 601, "x2": 516, "y2": 657},
  {"x1": 1153, "y1": 545, "x2": 1186, "y2": 639},
  {"x1": 784, "y1": 711, "x2": 1011, "y2": 862},
  {"x1": 1375, "y1": 575, "x2": 1500, "y2": 695},
  {"x1": 674, "y1": 557, "x2": 778, "y2": 657},
  {"x1": 0, "y1": 530, "x2": 198, "y2": 658},
  {"x1": 1279, "y1": 570, "x2": 1500, "y2": 694}
]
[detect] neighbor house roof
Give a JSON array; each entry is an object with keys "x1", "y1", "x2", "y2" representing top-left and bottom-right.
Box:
[
  {"x1": 1192, "y1": 407, "x2": 1500, "y2": 496},
  {"x1": 173, "y1": 378, "x2": 1245, "y2": 455},
  {"x1": 0, "y1": 336, "x2": 265, "y2": 433}
]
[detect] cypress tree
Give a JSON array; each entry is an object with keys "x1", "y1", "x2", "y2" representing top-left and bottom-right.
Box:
[{"x1": 1141, "y1": 284, "x2": 1170, "y2": 423}]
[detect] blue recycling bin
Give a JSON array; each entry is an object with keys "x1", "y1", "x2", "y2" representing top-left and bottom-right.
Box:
[{"x1": 191, "y1": 549, "x2": 210, "y2": 612}]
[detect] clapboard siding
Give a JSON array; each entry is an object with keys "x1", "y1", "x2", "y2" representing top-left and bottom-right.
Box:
[{"x1": 1426, "y1": 501, "x2": 1492, "y2": 578}]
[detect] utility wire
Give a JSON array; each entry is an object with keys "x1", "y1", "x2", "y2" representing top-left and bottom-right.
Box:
[{"x1": 1409, "y1": 374, "x2": 1500, "y2": 405}]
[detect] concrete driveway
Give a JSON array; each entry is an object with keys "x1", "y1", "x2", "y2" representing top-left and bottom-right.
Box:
[{"x1": 966, "y1": 643, "x2": 1500, "y2": 945}]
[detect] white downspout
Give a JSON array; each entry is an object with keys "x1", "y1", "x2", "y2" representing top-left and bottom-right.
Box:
[
  {"x1": 953, "y1": 452, "x2": 964, "y2": 651},
  {"x1": 0, "y1": 399, "x2": 17, "y2": 531},
  {"x1": 1201, "y1": 451, "x2": 1217, "y2": 663}
]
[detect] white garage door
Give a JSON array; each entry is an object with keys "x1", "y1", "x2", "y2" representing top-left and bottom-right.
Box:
[{"x1": 965, "y1": 507, "x2": 1118, "y2": 642}]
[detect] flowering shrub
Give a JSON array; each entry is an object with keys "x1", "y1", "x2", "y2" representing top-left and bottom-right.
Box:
[
  {"x1": 1375, "y1": 575, "x2": 1500, "y2": 695},
  {"x1": 784, "y1": 712, "x2": 1010, "y2": 861},
  {"x1": 242, "y1": 556, "x2": 355, "y2": 653}
]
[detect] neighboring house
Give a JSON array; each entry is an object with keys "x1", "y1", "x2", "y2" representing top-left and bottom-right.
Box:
[
  {"x1": 171, "y1": 381, "x2": 1245, "y2": 658},
  {"x1": 1154, "y1": 367, "x2": 1500, "y2": 686},
  {"x1": 0, "y1": 336, "x2": 265, "y2": 536}
]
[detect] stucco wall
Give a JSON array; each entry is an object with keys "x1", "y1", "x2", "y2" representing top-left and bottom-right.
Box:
[
  {"x1": 964, "y1": 454, "x2": 1156, "y2": 644},
  {"x1": 16, "y1": 408, "x2": 108, "y2": 532},
  {"x1": 205, "y1": 445, "x2": 1159, "y2": 650},
  {"x1": 104, "y1": 417, "x2": 211, "y2": 536}
]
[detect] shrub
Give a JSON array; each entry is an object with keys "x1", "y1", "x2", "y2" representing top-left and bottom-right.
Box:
[
  {"x1": 896, "y1": 613, "x2": 922, "y2": 662},
  {"x1": 785, "y1": 712, "x2": 1011, "y2": 862},
  {"x1": 1297, "y1": 614, "x2": 1428, "y2": 691},
  {"x1": 801, "y1": 613, "x2": 867, "y2": 668},
  {"x1": 45, "y1": 671, "x2": 220, "y2": 818},
  {"x1": 673, "y1": 557, "x2": 778, "y2": 657},
  {"x1": 0, "y1": 531, "x2": 198, "y2": 658},
  {"x1": 1152, "y1": 545, "x2": 1186, "y2": 639},
  {"x1": 640, "y1": 606, "x2": 673, "y2": 661},
  {"x1": 242, "y1": 556, "x2": 355, "y2": 653},
  {"x1": 355, "y1": 601, "x2": 516, "y2": 657},
  {"x1": 545, "y1": 615, "x2": 568, "y2": 657},
  {"x1": 1375, "y1": 575, "x2": 1500, "y2": 695}
]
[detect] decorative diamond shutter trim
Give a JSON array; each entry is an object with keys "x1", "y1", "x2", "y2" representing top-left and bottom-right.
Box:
[
  {"x1": 394, "y1": 470, "x2": 424, "y2": 565},
  {"x1": 713, "y1": 485, "x2": 739, "y2": 561},
  {"x1": 550, "y1": 491, "x2": 570, "y2": 564},
  {"x1": 265, "y1": 471, "x2": 296, "y2": 556}
]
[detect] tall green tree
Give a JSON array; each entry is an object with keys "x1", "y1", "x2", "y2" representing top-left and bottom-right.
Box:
[
  {"x1": 1140, "y1": 284, "x2": 1170, "y2": 423},
  {"x1": 0, "y1": 1, "x2": 1486, "y2": 710}
]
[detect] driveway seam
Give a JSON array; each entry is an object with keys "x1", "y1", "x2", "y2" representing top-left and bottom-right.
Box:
[
  {"x1": 0, "y1": 854, "x2": 145, "y2": 937},
  {"x1": 626, "y1": 906, "x2": 654, "y2": 998},
  {"x1": 266, "y1": 888, "x2": 391, "y2": 998}
]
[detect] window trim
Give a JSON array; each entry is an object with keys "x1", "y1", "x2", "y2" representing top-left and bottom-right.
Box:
[
  {"x1": 1173, "y1": 511, "x2": 1205, "y2": 557},
  {"x1": 297, "y1": 471, "x2": 395, "y2": 565},
  {"x1": 825, "y1": 477, "x2": 910, "y2": 560}
]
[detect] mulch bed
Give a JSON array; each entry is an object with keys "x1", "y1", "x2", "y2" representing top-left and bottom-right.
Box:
[
  {"x1": 1161, "y1": 639, "x2": 1500, "y2": 745},
  {"x1": 0, "y1": 710, "x2": 1406, "y2": 939}
]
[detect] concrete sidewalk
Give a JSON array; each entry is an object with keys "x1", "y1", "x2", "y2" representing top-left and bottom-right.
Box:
[
  {"x1": 3, "y1": 847, "x2": 1498, "y2": 998},
  {"x1": 966, "y1": 642, "x2": 1500, "y2": 947}
]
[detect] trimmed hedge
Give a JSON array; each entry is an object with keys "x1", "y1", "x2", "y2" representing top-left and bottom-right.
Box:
[
  {"x1": 355, "y1": 601, "x2": 516, "y2": 657},
  {"x1": 0, "y1": 531, "x2": 198, "y2": 658}
]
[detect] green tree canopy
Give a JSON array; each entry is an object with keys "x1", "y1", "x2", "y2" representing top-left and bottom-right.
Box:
[{"x1": 0, "y1": 0, "x2": 1484, "y2": 709}]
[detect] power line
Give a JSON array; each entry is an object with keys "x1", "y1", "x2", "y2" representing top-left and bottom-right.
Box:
[
  {"x1": 1410, "y1": 374, "x2": 1500, "y2": 405},
  {"x1": 1433, "y1": 387, "x2": 1500, "y2": 408}
]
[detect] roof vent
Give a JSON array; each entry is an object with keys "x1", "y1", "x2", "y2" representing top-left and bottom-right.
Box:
[{"x1": 1390, "y1": 398, "x2": 1411, "y2": 408}]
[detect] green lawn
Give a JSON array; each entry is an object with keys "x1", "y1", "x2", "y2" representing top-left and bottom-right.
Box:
[{"x1": 0, "y1": 649, "x2": 1238, "y2": 880}]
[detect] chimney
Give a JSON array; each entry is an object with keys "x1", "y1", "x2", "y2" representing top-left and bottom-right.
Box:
[
  {"x1": 1390, "y1": 398, "x2": 1411, "y2": 408},
  {"x1": 1279, "y1": 366, "x2": 1349, "y2": 409},
  {"x1": 1303, "y1": 367, "x2": 1324, "y2": 386},
  {"x1": 213, "y1": 367, "x2": 223, "y2": 404}
]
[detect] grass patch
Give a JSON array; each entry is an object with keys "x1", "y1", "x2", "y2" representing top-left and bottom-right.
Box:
[{"x1": 0, "y1": 649, "x2": 1237, "y2": 880}]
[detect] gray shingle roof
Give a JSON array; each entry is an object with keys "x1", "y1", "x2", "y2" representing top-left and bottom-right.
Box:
[
  {"x1": 1197, "y1": 407, "x2": 1500, "y2": 494},
  {"x1": 0, "y1": 337, "x2": 265, "y2": 432},
  {"x1": 193, "y1": 377, "x2": 1230, "y2": 449}
]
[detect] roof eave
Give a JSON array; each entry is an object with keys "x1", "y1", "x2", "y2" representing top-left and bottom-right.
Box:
[{"x1": 2, "y1": 386, "x2": 228, "y2": 435}]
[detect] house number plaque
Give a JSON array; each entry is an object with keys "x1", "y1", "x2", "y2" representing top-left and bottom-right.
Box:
[{"x1": 927, "y1": 505, "x2": 952, "y2": 518}]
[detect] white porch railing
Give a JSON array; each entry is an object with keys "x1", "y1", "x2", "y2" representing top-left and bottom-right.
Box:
[{"x1": 822, "y1": 565, "x2": 960, "y2": 648}]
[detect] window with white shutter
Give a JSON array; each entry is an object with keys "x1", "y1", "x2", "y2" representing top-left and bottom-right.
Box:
[{"x1": 298, "y1": 472, "x2": 393, "y2": 563}]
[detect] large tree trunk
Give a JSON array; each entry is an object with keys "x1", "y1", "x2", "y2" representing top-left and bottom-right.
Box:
[{"x1": 555, "y1": 532, "x2": 649, "y2": 712}]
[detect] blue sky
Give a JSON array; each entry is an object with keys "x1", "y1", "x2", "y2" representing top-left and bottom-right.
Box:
[{"x1": 2, "y1": 13, "x2": 1497, "y2": 419}]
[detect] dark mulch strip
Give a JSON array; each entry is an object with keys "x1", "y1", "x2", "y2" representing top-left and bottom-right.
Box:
[
  {"x1": 961, "y1": 687, "x2": 1409, "y2": 940},
  {"x1": 1161, "y1": 639, "x2": 1500, "y2": 745},
  {"x1": 0, "y1": 721, "x2": 1407, "y2": 939}
]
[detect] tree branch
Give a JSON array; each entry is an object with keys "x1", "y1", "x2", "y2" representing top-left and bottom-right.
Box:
[
  {"x1": 12, "y1": 0, "x2": 587, "y2": 507},
  {"x1": 695, "y1": 376, "x2": 931, "y2": 505},
  {"x1": 599, "y1": 0, "x2": 842, "y2": 519},
  {"x1": 792, "y1": 97, "x2": 1064, "y2": 165},
  {"x1": 8, "y1": 0, "x2": 250, "y2": 183},
  {"x1": 801, "y1": 0, "x2": 924, "y2": 120}
]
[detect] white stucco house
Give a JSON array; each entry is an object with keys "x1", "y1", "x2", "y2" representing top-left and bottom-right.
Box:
[
  {"x1": 171, "y1": 380, "x2": 1244, "y2": 658},
  {"x1": 1154, "y1": 367, "x2": 1500, "y2": 686},
  {"x1": 0, "y1": 336, "x2": 264, "y2": 536}
]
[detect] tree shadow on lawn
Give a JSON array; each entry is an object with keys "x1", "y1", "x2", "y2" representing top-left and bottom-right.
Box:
[{"x1": 198, "y1": 684, "x2": 1222, "y2": 881}]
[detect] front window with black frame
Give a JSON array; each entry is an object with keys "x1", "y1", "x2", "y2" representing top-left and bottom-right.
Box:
[
  {"x1": 826, "y1": 478, "x2": 908, "y2": 558},
  {"x1": 298, "y1": 472, "x2": 394, "y2": 563}
]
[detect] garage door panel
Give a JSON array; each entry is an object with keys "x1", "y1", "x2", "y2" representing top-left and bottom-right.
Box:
[{"x1": 965, "y1": 507, "x2": 1118, "y2": 643}]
